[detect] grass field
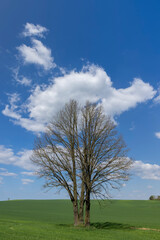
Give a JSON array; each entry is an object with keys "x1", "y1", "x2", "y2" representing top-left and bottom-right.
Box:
[{"x1": 0, "y1": 199, "x2": 160, "y2": 239}]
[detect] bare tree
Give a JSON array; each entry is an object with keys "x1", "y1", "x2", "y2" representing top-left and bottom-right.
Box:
[
  {"x1": 31, "y1": 100, "x2": 132, "y2": 226},
  {"x1": 31, "y1": 100, "x2": 84, "y2": 226},
  {"x1": 80, "y1": 102, "x2": 132, "y2": 225}
]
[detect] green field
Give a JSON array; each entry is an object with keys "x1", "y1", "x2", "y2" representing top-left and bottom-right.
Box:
[{"x1": 0, "y1": 199, "x2": 160, "y2": 240}]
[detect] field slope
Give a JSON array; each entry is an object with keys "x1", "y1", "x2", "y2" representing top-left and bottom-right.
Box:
[{"x1": 0, "y1": 199, "x2": 160, "y2": 240}]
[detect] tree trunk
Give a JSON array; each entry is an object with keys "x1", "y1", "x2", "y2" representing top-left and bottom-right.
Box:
[
  {"x1": 73, "y1": 200, "x2": 79, "y2": 226},
  {"x1": 85, "y1": 190, "x2": 90, "y2": 226},
  {"x1": 79, "y1": 203, "x2": 84, "y2": 225},
  {"x1": 78, "y1": 181, "x2": 85, "y2": 224}
]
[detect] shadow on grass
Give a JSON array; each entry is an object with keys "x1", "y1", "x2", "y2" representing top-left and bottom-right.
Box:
[
  {"x1": 57, "y1": 224, "x2": 73, "y2": 228},
  {"x1": 57, "y1": 222, "x2": 135, "y2": 230},
  {"x1": 91, "y1": 222, "x2": 134, "y2": 230}
]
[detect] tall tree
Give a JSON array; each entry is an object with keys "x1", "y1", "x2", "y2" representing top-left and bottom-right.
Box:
[
  {"x1": 80, "y1": 102, "x2": 132, "y2": 225},
  {"x1": 31, "y1": 100, "x2": 132, "y2": 226},
  {"x1": 32, "y1": 100, "x2": 84, "y2": 226}
]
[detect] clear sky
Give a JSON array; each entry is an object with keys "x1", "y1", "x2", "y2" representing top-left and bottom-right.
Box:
[{"x1": 0, "y1": 0, "x2": 160, "y2": 201}]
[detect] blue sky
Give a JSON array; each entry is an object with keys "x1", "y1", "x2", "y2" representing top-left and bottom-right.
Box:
[{"x1": 0, "y1": 0, "x2": 160, "y2": 200}]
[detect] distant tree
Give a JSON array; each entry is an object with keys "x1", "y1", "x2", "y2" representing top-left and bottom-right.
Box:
[
  {"x1": 31, "y1": 100, "x2": 132, "y2": 226},
  {"x1": 149, "y1": 195, "x2": 156, "y2": 200}
]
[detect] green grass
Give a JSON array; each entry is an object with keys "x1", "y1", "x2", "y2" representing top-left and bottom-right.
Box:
[{"x1": 0, "y1": 199, "x2": 160, "y2": 239}]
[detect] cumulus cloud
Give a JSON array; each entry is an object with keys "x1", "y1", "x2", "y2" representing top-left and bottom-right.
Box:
[
  {"x1": 0, "y1": 145, "x2": 33, "y2": 170},
  {"x1": 2, "y1": 106, "x2": 45, "y2": 132},
  {"x1": 22, "y1": 23, "x2": 48, "y2": 38},
  {"x1": 5, "y1": 24, "x2": 156, "y2": 132},
  {"x1": 22, "y1": 178, "x2": 34, "y2": 185},
  {"x1": 0, "y1": 145, "x2": 17, "y2": 165},
  {"x1": 19, "y1": 66, "x2": 157, "y2": 120},
  {"x1": 17, "y1": 39, "x2": 56, "y2": 70},
  {"x1": 155, "y1": 132, "x2": 160, "y2": 139},
  {"x1": 14, "y1": 116, "x2": 45, "y2": 132},
  {"x1": 2, "y1": 65, "x2": 156, "y2": 132},
  {"x1": 133, "y1": 160, "x2": 160, "y2": 180},
  {"x1": 102, "y1": 78, "x2": 156, "y2": 116},
  {"x1": 2, "y1": 93, "x2": 46, "y2": 132}
]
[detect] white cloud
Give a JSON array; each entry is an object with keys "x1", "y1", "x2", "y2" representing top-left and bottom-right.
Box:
[
  {"x1": 154, "y1": 95, "x2": 160, "y2": 104},
  {"x1": 2, "y1": 93, "x2": 22, "y2": 120},
  {"x1": 8, "y1": 93, "x2": 20, "y2": 108},
  {"x1": 22, "y1": 23, "x2": 48, "y2": 38},
  {"x1": 133, "y1": 160, "x2": 160, "y2": 180},
  {"x1": 2, "y1": 65, "x2": 156, "y2": 132},
  {"x1": 21, "y1": 171, "x2": 35, "y2": 176},
  {"x1": 0, "y1": 171, "x2": 17, "y2": 177},
  {"x1": 20, "y1": 77, "x2": 32, "y2": 86},
  {"x1": 0, "y1": 145, "x2": 33, "y2": 170},
  {"x1": 0, "y1": 145, "x2": 17, "y2": 165},
  {"x1": 147, "y1": 185, "x2": 153, "y2": 189},
  {"x1": 16, "y1": 150, "x2": 34, "y2": 170},
  {"x1": 0, "y1": 168, "x2": 17, "y2": 178},
  {"x1": 0, "y1": 168, "x2": 7, "y2": 171},
  {"x1": 14, "y1": 117, "x2": 46, "y2": 133},
  {"x1": 155, "y1": 132, "x2": 160, "y2": 139},
  {"x1": 12, "y1": 68, "x2": 31, "y2": 86},
  {"x1": 153, "y1": 86, "x2": 160, "y2": 104},
  {"x1": 2, "y1": 105, "x2": 21, "y2": 120},
  {"x1": 17, "y1": 39, "x2": 56, "y2": 70},
  {"x1": 3, "y1": 108, "x2": 45, "y2": 133},
  {"x1": 2, "y1": 93, "x2": 21, "y2": 119},
  {"x1": 2, "y1": 92, "x2": 42, "y2": 132},
  {"x1": 101, "y1": 77, "x2": 156, "y2": 116},
  {"x1": 22, "y1": 178, "x2": 34, "y2": 185}
]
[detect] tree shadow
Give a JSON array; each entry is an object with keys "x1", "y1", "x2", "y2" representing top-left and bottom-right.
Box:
[
  {"x1": 57, "y1": 222, "x2": 135, "y2": 230},
  {"x1": 91, "y1": 222, "x2": 134, "y2": 230},
  {"x1": 57, "y1": 224, "x2": 73, "y2": 227}
]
